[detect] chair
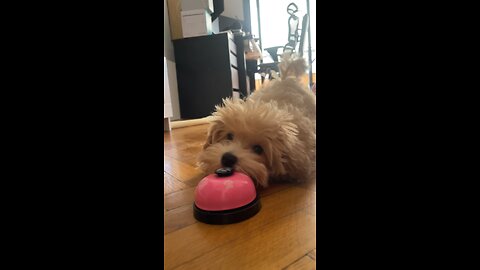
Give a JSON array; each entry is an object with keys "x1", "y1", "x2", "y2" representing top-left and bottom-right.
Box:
[{"x1": 256, "y1": 3, "x2": 309, "y2": 82}]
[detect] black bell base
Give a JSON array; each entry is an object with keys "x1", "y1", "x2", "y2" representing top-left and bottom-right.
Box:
[{"x1": 193, "y1": 196, "x2": 261, "y2": 225}]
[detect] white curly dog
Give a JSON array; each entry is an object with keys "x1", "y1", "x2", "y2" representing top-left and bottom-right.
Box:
[{"x1": 198, "y1": 54, "x2": 316, "y2": 187}]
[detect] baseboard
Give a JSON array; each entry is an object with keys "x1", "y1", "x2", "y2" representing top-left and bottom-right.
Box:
[{"x1": 170, "y1": 117, "x2": 210, "y2": 129}]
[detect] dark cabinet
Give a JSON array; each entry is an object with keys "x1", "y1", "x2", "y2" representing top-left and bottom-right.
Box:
[{"x1": 173, "y1": 31, "x2": 244, "y2": 119}]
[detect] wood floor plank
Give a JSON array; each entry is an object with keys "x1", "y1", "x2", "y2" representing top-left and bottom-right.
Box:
[
  {"x1": 164, "y1": 125, "x2": 208, "y2": 157},
  {"x1": 164, "y1": 134, "x2": 174, "y2": 151},
  {"x1": 164, "y1": 142, "x2": 204, "y2": 166},
  {"x1": 295, "y1": 179, "x2": 316, "y2": 192},
  {"x1": 174, "y1": 211, "x2": 316, "y2": 270},
  {"x1": 164, "y1": 187, "x2": 315, "y2": 269},
  {"x1": 164, "y1": 187, "x2": 195, "y2": 211},
  {"x1": 285, "y1": 255, "x2": 316, "y2": 270},
  {"x1": 257, "y1": 182, "x2": 291, "y2": 197},
  {"x1": 305, "y1": 203, "x2": 316, "y2": 217},
  {"x1": 164, "y1": 172, "x2": 188, "y2": 195},
  {"x1": 164, "y1": 150, "x2": 199, "y2": 167},
  {"x1": 164, "y1": 155, "x2": 204, "y2": 183},
  {"x1": 164, "y1": 124, "x2": 209, "y2": 145},
  {"x1": 164, "y1": 204, "x2": 197, "y2": 235},
  {"x1": 307, "y1": 249, "x2": 316, "y2": 261}
]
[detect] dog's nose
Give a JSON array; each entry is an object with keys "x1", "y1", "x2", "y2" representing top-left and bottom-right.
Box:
[{"x1": 221, "y1": 152, "x2": 237, "y2": 168}]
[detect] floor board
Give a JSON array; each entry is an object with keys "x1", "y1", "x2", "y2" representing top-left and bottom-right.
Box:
[
  {"x1": 285, "y1": 255, "x2": 316, "y2": 270},
  {"x1": 174, "y1": 211, "x2": 316, "y2": 270},
  {"x1": 164, "y1": 172, "x2": 188, "y2": 195}
]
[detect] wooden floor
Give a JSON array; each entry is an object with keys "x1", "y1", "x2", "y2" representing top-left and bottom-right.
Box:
[{"x1": 164, "y1": 124, "x2": 316, "y2": 270}]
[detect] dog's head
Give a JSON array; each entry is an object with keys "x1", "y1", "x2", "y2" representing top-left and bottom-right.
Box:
[{"x1": 197, "y1": 98, "x2": 300, "y2": 187}]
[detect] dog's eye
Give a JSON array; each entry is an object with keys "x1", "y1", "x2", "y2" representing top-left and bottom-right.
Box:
[
  {"x1": 226, "y1": 133, "x2": 234, "y2": 140},
  {"x1": 252, "y1": 145, "x2": 263, "y2": 155}
]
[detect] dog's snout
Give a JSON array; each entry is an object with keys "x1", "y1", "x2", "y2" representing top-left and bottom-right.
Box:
[{"x1": 221, "y1": 152, "x2": 237, "y2": 168}]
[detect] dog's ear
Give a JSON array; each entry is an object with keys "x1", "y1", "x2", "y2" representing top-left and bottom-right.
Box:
[
  {"x1": 203, "y1": 123, "x2": 215, "y2": 149},
  {"x1": 203, "y1": 121, "x2": 223, "y2": 149},
  {"x1": 281, "y1": 121, "x2": 315, "y2": 182},
  {"x1": 266, "y1": 120, "x2": 300, "y2": 176},
  {"x1": 203, "y1": 97, "x2": 242, "y2": 149},
  {"x1": 203, "y1": 130, "x2": 213, "y2": 150}
]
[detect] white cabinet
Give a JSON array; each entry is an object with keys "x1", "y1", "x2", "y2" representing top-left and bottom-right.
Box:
[{"x1": 164, "y1": 57, "x2": 173, "y2": 131}]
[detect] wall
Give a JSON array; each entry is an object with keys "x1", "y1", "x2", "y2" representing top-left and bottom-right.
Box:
[
  {"x1": 222, "y1": 0, "x2": 245, "y2": 20},
  {"x1": 164, "y1": 0, "x2": 181, "y2": 120}
]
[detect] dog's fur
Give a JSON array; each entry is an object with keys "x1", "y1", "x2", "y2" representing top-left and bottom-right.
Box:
[{"x1": 197, "y1": 54, "x2": 316, "y2": 187}]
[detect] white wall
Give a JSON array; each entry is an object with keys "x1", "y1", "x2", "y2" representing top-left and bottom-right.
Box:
[
  {"x1": 164, "y1": 0, "x2": 181, "y2": 120},
  {"x1": 222, "y1": 0, "x2": 244, "y2": 20}
]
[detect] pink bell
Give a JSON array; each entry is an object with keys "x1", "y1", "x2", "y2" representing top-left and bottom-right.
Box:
[{"x1": 193, "y1": 168, "x2": 261, "y2": 224}]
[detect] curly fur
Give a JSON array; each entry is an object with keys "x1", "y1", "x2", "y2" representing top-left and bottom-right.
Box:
[{"x1": 197, "y1": 53, "x2": 316, "y2": 187}]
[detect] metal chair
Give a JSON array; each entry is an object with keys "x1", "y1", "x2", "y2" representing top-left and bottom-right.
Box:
[{"x1": 257, "y1": 3, "x2": 309, "y2": 83}]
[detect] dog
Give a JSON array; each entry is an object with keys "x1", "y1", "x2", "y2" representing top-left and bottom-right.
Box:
[{"x1": 197, "y1": 53, "x2": 316, "y2": 187}]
